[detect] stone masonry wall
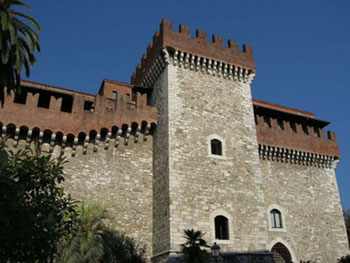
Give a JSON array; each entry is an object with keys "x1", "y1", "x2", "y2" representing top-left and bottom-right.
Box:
[
  {"x1": 260, "y1": 160, "x2": 349, "y2": 262},
  {"x1": 149, "y1": 68, "x2": 171, "y2": 262},
  {"x1": 4, "y1": 136, "x2": 154, "y2": 259},
  {"x1": 60, "y1": 139, "x2": 154, "y2": 259},
  {"x1": 165, "y1": 64, "x2": 269, "y2": 254},
  {"x1": 4, "y1": 130, "x2": 154, "y2": 261}
]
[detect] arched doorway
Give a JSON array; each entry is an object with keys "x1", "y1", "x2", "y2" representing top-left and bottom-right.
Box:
[{"x1": 271, "y1": 242, "x2": 292, "y2": 263}]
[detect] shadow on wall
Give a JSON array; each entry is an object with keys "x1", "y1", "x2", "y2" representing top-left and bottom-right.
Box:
[{"x1": 166, "y1": 250, "x2": 275, "y2": 263}]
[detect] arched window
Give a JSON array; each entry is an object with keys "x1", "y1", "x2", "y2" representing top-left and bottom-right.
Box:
[
  {"x1": 271, "y1": 242, "x2": 292, "y2": 263},
  {"x1": 211, "y1": 139, "x2": 222, "y2": 156},
  {"x1": 270, "y1": 209, "x2": 282, "y2": 228},
  {"x1": 214, "y1": 216, "x2": 229, "y2": 240}
]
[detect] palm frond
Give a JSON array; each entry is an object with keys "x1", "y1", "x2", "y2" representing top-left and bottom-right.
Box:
[
  {"x1": 10, "y1": 10, "x2": 41, "y2": 32},
  {"x1": 0, "y1": 9, "x2": 9, "y2": 30},
  {"x1": 0, "y1": 0, "x2": 41, "y2": 98},
  {"x1": 9, "y1": 0, "x2": 32, "y2": 11}
]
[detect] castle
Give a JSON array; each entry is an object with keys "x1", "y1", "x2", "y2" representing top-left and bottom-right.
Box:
[{"x1": 0, "y1": 19, "x2": 348, "y2": 262}]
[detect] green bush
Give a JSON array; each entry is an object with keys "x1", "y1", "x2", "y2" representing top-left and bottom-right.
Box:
[{"x1": 0, "y1": 144, "x2": 77, "y2": 262}]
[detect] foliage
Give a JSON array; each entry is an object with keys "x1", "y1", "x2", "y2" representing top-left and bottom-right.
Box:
[
  {"x1": 338, "y1": 255, "x2": 350, "y2": 263},
  {"x1": 181, "y1": 229, "x2": 209, "y2": 263},
  {"x1": 0, "y1": 0, "x2": 41, "y2": 103},
  {"x1": 0, "y1": 143, "x2": 78, "y2": 262},
  {"x1": 344, "y1": 210, "x2": 350, "y2": 247},
  {"x1": 55, "y1": 203, "x2": 146, "y2": 263}
]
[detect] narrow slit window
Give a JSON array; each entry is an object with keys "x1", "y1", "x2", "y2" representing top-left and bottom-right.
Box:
[
  {"x1": 112, "y1": 91, "x2": 117, "y2": 100},
  {"x1": 290, "y1": 122, "x2": 297, "y2": 133},
  {"x1": 215, "y1": 216, "x2": 229, "y2": 240},
  {"x1": 277, "y1": 119, "x2": 284, "y2": 130},
  {"x1": 314, "y1": 127, "x2": 320, "y2": 137},
  {"x1": 270, "y1": 209, "x2": 282, "y2": 228},
  {"x1": 211, "y1": 139, "x2": 222, "y2": 156}
]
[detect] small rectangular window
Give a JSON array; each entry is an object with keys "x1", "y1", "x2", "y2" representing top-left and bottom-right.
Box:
[
  {"x1": 14, "y1": 90, "x2": 28, "y2": 104},
  {"x1": 61, "y1": 96, "x2": 73, "y2": 113},
  {"x1": 112, "y1": 91, "x2": 117, "y2": 100},
  {"x1": 38, "y1": 92, "x2": 50, "y2": 109},
  {"x1": 84, "y1": 100, "x2": 94, "y2": 111}
]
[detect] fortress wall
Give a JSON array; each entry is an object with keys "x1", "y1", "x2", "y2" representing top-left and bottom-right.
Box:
[
  {"x1": 60, "y1": 138, "x2": 154, "y2": 258},
  {"x1": 4, "y1": 137, "x2": 154, "y2": 259},
  {"x1": 260, "y1": 159, "x2": 349, "y2": 262},
  {"x1": 165, "y1": 64, "x2": 268, "y2": 253}
]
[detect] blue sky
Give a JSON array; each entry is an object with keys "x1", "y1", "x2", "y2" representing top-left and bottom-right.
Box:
[{"x1": 26, "y1": 1, "x2": 350, "y2": 208}]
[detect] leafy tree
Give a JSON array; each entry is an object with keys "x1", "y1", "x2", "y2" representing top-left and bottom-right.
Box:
[
  {"x1": 0, "y1": 143, "x2": 77, "y2": 262},
  {"x1": 181, "y1": 229, "x2": 209, "y2": 263},
  {"x1": 338, "y1": 255, "x2": 350, "y2": 263},
  {"x1": 56, "y1": 203, "x2": 146, "y2": 263},
  {"x1": 0, "y1": 0, "x2": 41, "y2": 103}
]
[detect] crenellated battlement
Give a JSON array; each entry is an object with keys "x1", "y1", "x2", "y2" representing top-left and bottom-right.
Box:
[
  {"x1": 131, "y1": 18, "x2": 255, "y2": 87},
  {"x1": 0, "y1": 80, "x2": 157, "y2": 156},
  {"x1": 253, "y1": 99, "x2": 340, "y2": 162}
]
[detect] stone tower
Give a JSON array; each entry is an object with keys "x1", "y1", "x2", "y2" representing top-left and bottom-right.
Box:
[{"x1": 131, "y1": 19, "x2": 269, "y2": 262}]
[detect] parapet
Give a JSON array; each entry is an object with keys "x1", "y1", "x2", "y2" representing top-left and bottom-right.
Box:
[
  {"x1": 131, "y1": 18, "x2": 255, "y2": 86},
  {"x1": 253, "y1": 99, "x2": 340, "y2": 167},
  {"x1": 0, "y1": 80, "x2": 157, "y2": 155}
]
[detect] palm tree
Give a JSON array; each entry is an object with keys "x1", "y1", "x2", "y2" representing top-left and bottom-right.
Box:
[
  {"x1": 181, "y1": 229, "x2": 209, "y2": 263},
  {"x1": 55, "y1": 203, "x2": 107, "y2": 263},
  {"x1": 55, "y1": 203, "x2": 146, "y2": 263},
  {"x1": 0, "y1": 0, "x2": 41, "y2": 103}
]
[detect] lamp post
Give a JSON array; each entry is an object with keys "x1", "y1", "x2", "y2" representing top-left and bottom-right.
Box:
[{"x1": 211, "y1": 242, "x2": 221, "y2": 262}]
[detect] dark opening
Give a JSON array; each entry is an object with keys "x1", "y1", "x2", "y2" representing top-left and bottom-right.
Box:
[
  {"x1": 55, "y1": 132, "x2": 63, "y2": 146},
  {"x1": 215, "y1": 216, "x2": 229, "y2": 240},
  {"x1": 66, "y1": 134, "x2": 75, "y2": 147},
  {"x1": 111, "y1": 126, "x2": 118, "y2": 139},
  {"x1": 112, "y1": 91, "x2": 117, "y2": 100},
  {"x1": 78, "y1": 133, "x2": 86, "y2": 145},
  {"x1": 277, "y1": 119, "x2": 284, "y2": 130},
  {"x1": 19, "y1": 126, "x2": 29, "y2": 140},
  {"x1": 290, "y1": 122, "x2": 297, "y2": 133},
  {"x1": 100, "y1": 128, "x2": 108, "y2": 141},
  {"x1": 14, "y1": 90, "x2": 28, "y2": 104},
  {"x1": 31, "y1": 128, "x2": 40, "y2": 141},
  {"x1": 211, "y1": 139, "x2": 222, "y2": 156},
  {"x1": 38, "y1": 91, "x2": 51, "y2": 109},
  {"x1": 89, "y1": 130, "x2": 97, "y2": 143},
  {"x1": 43, "y1": 130, "x2": 52, "y2": 144},
  {"x1": 314, "y1": 126, "x2": 320, "y2": 137},
  {"x1": 264, "y1": 116, "x2": 271, "y2": 127},
  {"x1": 61, "y1": 95, "x2": 73, "y2": 113},
  {"x1": 6, "y1": 124, "x2": 16, "y2": 139},
  {"x1": 302, "y1": 124, "x2": 309, "y2": 135},
  {"x1": 84, "y1": 101, "x2": 94, "y2": 111},
  {"x1": 271, "y1": 243, "x2": 292, "y2": 263},
  {"x1": 270, "y1": 209, "x2": 282, "y2": 228}
]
